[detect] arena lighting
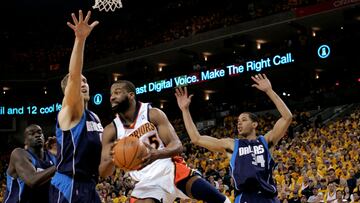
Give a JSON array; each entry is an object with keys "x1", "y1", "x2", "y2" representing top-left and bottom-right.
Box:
[
  {"x1": 315, "y1": 73, "x2": 319, "y2": 79},
  {"x1": 112, "y1": 73, "x2": 122, "y2": 81},
  {"x1": 205, "y1": 93, "x2": 210, "y2": 101},
  {"x1": 204, "y1": 90, "x2": 214, "y2": 101},
  {"x1": 256, "y1": 39, "x2": 267, "y2": 50},
  {"x1": 335, "y1": 81, "x2": 340, "y2": 86},
  {"x1": 159, "y1": 99, "x2": 167, "y2": 109},
  {"x1": 312, "y1": 31, "x2": 316, "y2": 37},
  {"x1": 2, "y1": 86, "x2": 10, "y2": 95},
  {"x1": 203, "y1": 52, "x2": 212, "y2": 61},
  {"x1": 158, "y1": 63, "x2": 167, "y2": 72}
]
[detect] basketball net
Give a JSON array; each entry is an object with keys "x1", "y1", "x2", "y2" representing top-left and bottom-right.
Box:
[{"x1": 93, "y1": 0, "x2": 122, "y2": 12}]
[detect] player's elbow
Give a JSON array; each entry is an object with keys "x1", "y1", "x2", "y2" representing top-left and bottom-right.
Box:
[
  {"x1": 25, "y1": 178, "x2": 39, "y2": 188},
  {"x1": 190, "y1": 136, "x2": 200, "y2": 145},
  {"x1": 175, "y1": 141, "x2": 184, "y2": 155},
  {"x1": 284, "y1": 113, "x2": 293, "y2": 122}
]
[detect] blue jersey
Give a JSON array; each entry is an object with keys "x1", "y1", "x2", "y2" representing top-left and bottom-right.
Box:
[
  {"x1": 54, "y1": 110, "x2": 102, "y2": 180},
  {"x1": 4, "y1": 149, "x2": 55, "y2": 203},
  {"x1": 230, "y1": 136, "x2": 278, "y2": 201},
  {"x1": 50, "y1": 110, "x2": 102, "y2": 203}
]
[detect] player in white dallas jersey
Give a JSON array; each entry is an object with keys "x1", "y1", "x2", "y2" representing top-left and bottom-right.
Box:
[{"x1": 99, "y1": 80, "x2": 230, "y2": 203}]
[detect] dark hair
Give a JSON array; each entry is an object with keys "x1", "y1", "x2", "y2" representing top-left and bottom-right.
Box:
[
  {"x1": 242, "y1": 112, "x2": 259, "y2": 122},
  {"x1": 113, "y1": 80, "x2": 136, "y2": 94}
]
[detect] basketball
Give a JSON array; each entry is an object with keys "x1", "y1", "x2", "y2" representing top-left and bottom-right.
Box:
[{"x1": 113, "y1": 136, "x2": 148, "y2": 171}]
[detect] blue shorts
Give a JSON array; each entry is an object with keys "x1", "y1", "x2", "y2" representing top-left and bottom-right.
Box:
[
  {"x1": 235, "y1": 191, "x2": 280, "y2": 203},
  {"x1": 49, "y1": 172, "x2": 101, "y2": 203}
]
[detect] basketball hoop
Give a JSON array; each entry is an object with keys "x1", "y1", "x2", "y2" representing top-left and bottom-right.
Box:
[{"x1": 93, "y1": 0, "x2": 123, "y2": 12}]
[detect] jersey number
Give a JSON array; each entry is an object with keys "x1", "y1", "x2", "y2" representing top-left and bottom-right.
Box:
[
  {"x1": 148, "y1": 134, "x2": 160, "y2": 149},
  {"x1": 251, "y1": 154, "x2": 265, "y2": 168}
]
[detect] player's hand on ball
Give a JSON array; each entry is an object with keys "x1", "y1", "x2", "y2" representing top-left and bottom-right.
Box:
[
  {"x1": 110, "y1": 140, "x2": 118, "y2": 164},
  {"x1": 139, "y1": 142, "x2": 160, "y2": 169}
]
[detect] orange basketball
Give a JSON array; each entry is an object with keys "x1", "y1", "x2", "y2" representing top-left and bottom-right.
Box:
[{"x1": 113, "y1": 136, "x2": 148, "y2": 171}]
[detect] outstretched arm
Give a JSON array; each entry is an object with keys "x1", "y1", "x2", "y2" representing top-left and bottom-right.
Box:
[
  {"x1": 11, "y1": 149, "x2": 56, "y2": 188},
  {"x1": 251, "y1": 74, "x2": 293, "y2": 147},
  {"x1": 175, "y1": 87, "x2": 234, "y2": 153},
  {"x1": 58, "y1": 10, "x2": 99, "y2": 130},
  {"x1": 99, "y1": 123, "x2": 117, "y2": 177}
]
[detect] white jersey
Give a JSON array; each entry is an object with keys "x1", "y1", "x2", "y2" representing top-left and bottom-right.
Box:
[{"x1": 113, "y1": 102, "x2": 188, "y2": 202}]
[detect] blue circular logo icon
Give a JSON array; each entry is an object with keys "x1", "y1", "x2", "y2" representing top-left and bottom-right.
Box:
[
  {"x1": 317, "y1": 45, "x2": 330, "y2": 59},
  {"x1": 93, "y1": 94, "x2": 102, "y2": 105}
]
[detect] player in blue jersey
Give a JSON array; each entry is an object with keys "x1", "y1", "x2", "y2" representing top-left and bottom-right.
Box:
[
  {"x1": 175, "y1": 74, "x2": 293, "y2": 203},
  {"x1": 4, "y1": 124, "x2": 56, "y2": 203},
  {"x1": 49, "y1": 10, "x2": 103, "y2": 203}
]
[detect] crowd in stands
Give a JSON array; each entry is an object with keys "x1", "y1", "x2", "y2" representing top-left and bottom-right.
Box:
[{"x1": 0, "y1": 105, "x2": 359, "y2": 202}]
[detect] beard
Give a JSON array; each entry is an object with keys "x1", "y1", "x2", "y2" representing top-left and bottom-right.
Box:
[{"x1": 112, "y1": 96, "x2": 130, "y2": 114}]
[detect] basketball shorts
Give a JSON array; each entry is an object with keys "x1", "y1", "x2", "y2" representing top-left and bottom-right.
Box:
[
  {"x1": 49, "y1": 172, "x2": 101, "y2": 203},
  {"x1": 130, "y1": 156, "x2": 191, "y2": 202}
]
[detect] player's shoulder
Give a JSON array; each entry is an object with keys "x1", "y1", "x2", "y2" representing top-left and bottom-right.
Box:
[
  {"x1": 104, "y1": 122, "x2": 116, "y2": 133},
  {"x1": 102, "y1": 123, "x2": 117, "y2": 142},
  {"x1": 149, "y1": 107, "x2": 166, "y2": 119},
  {"x1": 11, "y1": 148, "x2": 29, "y2": 160},
  {"x1": 88, "y1": 109, "x2": 101, "y2": 122}
]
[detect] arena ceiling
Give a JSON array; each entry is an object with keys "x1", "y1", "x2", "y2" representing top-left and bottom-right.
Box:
[{"x1": 1, "y1": 1, "x2": 360, "y2": 105}]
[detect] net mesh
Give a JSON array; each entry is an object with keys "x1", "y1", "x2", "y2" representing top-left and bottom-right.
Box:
[{"x1": 93, "y1": 0, "x2": 123, "y2": 12}]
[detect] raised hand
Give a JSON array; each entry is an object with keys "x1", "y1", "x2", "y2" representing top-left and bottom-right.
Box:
[
  {"x1": 251, "y1": 74, "x2": 272, "y2": 93},
  {"x1": 67, "y1": 10, "x2": 99, "y2": 40},
  {"x1": 175, "y1": 86, "x2": 193, "y2": 111}
]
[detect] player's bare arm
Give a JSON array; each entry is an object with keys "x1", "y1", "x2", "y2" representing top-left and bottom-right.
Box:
[
  {"x1": 251, "y1": 74, "x2": 293, "y2": 147},
  {"x1": 99, "y1": 123, "x2": 117, "y2": 177},
  {"x1": 9, "y1": 148, "x2": 56, "y2": 188},
  {"x1": 58, "y1": 10, "x2": 99, "y2": 130},
  {"x1": 141, "y1": 108, "x2": 183, "y2": 167},
  {"x1": 175, "y1": 87, "x2": 234, "y2": 153}
]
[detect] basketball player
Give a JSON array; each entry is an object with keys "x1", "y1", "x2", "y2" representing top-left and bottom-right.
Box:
[
  {"x1": 4, "y1": 124, "x2": 56, "y2": 203},
  {"x1": 175, "y1": 74, "x2": 293, "y2": 203},
  {"x1": 49, "y1": 10, "x2": 103, "y2": 203},
  {"x1": 99, "y1": 80, "x2": 230, "y2": 203}
]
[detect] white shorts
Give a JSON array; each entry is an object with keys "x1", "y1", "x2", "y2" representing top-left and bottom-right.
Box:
[{"x1": 130, "y1": 158, "x2": 189, "y2": 202}]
